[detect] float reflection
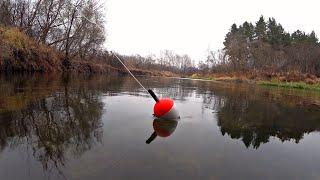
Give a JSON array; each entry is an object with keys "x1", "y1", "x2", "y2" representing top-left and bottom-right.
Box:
[{"x1": 146, "y1": 118, "x2": 179, "y2": 144}]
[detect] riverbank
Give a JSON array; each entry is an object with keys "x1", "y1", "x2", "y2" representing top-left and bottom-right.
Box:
[
  {"x1": 258, "y1": 81, "x2": 320, "y2": 91},
  {"x1": 190, "y1": 72, "x2": 320, "y2": 91},
  {"x1": 0, "y1": 26, "x2": 176, "y2": 77},
  {"x1": 0, "y1": 26, "x2": 60, "y2": 72}
]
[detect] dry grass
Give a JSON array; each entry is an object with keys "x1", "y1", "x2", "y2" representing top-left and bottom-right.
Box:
[
  {"x1": 191, "y1": 72, "x2": 250, "y2": 83},
  {"x1": 0, "y1": 26, "x2": 176, "y2": 76},
  {"x1": 1, "y1": 26, "x2": 33, "y2": 49},
  {"x1": 0, "y1": 26, "x2": 62, "y2": 72}
]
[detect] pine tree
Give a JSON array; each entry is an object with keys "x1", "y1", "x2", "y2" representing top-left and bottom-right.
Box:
[
  {"x1": 255, "y1": 15, "x2": 267, "y2": 40},
  {"x1": 292, "y1": 30, "x2": 318, "y2": 45},
  {"x1": 266, "y1": 17, "x2": 289, "y2": 48},
  {"x1": 224, "y1": 23, "x2": 252, "y2": 71},
  {"x1": 222, "y1": 16, "x2": 320, "y2": 75},
  {"x1": 281, "y1": 32, "x2": 291, "y2": 46},
  {"x1": 291, "y1": 30, "x2": 307, "y2": 43},
  {"x1": 224, "y1": 24, "x2": 238, "y2": 48},
  {"x1": 231, "y1": 23, "x2": 238, "y2": 34},
  {"x1": 240, "y1": 21, "x2": 255, "y2": 40},
  {"x1": 308, "y1": 31, "x2": 319, "y2": 44}
]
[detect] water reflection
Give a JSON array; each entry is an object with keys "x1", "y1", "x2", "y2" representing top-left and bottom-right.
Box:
[
  {"x1": 0, "y1": 74, "x2": 320, "y2": 179},
  {"x1": 146, "y1": 118, "x2": 179, "y2": 144},
  {"x1": 149, "y1": 79, "x2": 320, "y2": 148},
  {"x1": 215, "y1": 91, "x2": 320, "y2": 149},
  {"x1": 198, "y1": 83, "x2": 320, "y2": 149},
  {"x1": 0, "y1": 75, "x2": 103, "y2": 171}
]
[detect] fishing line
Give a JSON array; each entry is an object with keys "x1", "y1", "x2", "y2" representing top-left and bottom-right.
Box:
[
  {"x1": 80, "y1": 14, "x2": 180, "y2": 119},
  {"x1": 112, "y1": 52, "x2": 148, "y2": 92},
  {"x1": 80, "y1": 15, "x2": 163, "y2": 103},
  {"x1": 79, "y1": 15, "x2": 148, "y2": 92}
]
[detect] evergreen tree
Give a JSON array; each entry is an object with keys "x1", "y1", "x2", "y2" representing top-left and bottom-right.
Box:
[
  {"x1": 266, "y1": 17, "x2": 288, "y2": 47},
  {"x1": 308, "y1": 31, "x2": 319, "y2": 44},
  {"x1": 231, "y1": 23, "x2": 238, "y2": 34},
  {"x1": 240, "y1": 21, "x2": 255, "y2": 40},
  {"x1": 282, "y1": 32, "x2": 291, "y2": 46},
  {"x1": 291, "y1": 30, "x2": 306, "y2": 42},
  {"x1": 267, "y1": 18, "x2": 284, "y2": 47},
  {"x1": 222, "y1": 16, "x2": 320, "y2": 75},
  {"x1": 255, "y1": 16, "x2": 267, "y2": 40},
  {"x1": 292, "y1": 30, "x2": 318, "y2": 45},
  {"x1": 224, "y1": 23, "x2": 252, "y2": 71},
  {"x1": 224, "y1": 24, "x2": 239, "y2": 48}
]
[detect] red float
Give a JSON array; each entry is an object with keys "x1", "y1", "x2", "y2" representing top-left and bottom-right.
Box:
[{"x1": 153, "y1": 98, "x2": 180, "y2": 120}]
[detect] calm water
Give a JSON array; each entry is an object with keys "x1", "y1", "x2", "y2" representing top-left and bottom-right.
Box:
[{"x1": 0, "y1": 74, "x2": 320, "y2": 180}]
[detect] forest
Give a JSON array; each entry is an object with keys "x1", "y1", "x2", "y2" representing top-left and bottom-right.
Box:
[
  {"x1": 1, "y1": 1, "x2": 320, "y2": 86},
  {"x1": 198, "y1": 16, "x2": 320, "y2": 82}
]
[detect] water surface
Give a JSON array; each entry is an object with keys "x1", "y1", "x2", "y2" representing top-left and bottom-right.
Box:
[{"x1": 0, "y1": 74, "x2": 320, "y2": 180}]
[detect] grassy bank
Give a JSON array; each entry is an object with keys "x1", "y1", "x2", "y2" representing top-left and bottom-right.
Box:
[
  {"x1": 190, "y1": 73, "x2": 320, "y2": 91},
  {"x1": 259, "y1": 81, "x2": 320, "y2": 91}
]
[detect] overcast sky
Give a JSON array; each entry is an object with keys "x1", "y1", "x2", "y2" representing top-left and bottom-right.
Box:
[{"x1": 105, "y1": 0, "x2": 319, "y2": 62}]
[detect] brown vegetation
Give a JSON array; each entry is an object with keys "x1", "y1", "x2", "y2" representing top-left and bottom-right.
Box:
[
  {"x1": 0, "y1": 26, "x2": 61, "y2": 72},
  {"x1": 0, "y1": 26, "x2": 177, "y2": 76}
]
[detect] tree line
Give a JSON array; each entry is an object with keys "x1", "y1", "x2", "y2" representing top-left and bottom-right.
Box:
[
  {"x1": 114, "y1": 50, "x2": 197, "y2": 75},
  {"x1": 202, "y1": 16, "x2": 320, "y2": 76},
  {"x1": 1, "y1": 3, "x2": 319, "y2": 78},
  {"x1": 0, "y1": 0, "x2": 105, "y2": 67}
]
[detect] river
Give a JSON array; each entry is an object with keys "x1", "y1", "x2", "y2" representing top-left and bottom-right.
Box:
[{"x1": 0, "y1": 74, "x2": 319, "y2": 180}]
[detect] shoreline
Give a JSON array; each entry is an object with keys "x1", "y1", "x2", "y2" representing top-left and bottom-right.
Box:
[{"x1": 189, "y1": 74, "x2": 320, "y2": 92}]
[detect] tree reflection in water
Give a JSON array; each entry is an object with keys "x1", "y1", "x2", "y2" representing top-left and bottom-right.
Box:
[
  {"x1": 0, "y1": 75, "x2": 104, "y2": 172},
  {"x1": 202, "y1": 83, "x2": 320, "y2": 149},
  {"x1": 0, "y1": 74, "x2": 319, "y2": 177},
  {"x1": 126, "y1": 78, "x2": 320, "y2": 149}
]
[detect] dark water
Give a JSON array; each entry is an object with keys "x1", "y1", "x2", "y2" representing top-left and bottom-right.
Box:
[{"x1": 0, "y1": 74, "x2": 320, "y2": 180}]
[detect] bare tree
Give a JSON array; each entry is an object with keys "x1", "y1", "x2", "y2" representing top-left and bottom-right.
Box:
[{"x1": 1, "y1": 0, "x2": 106, "y2": 65}]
